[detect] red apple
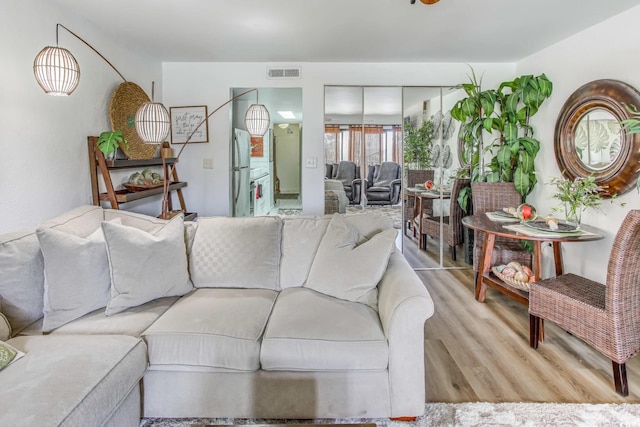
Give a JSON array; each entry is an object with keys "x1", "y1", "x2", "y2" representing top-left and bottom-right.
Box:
[
  {"x1": 521, "y1": 205, "x2": 532, "y2": 219},
  {"x1": 425, "y1": 180, "x2": 434, "y2": 189}
]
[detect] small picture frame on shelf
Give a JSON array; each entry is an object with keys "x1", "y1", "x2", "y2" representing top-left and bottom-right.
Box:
[{"x1": 170, "y1": 105, "x2": 209, "y2": 144}]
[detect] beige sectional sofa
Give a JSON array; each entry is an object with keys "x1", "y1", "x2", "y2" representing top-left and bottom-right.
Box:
[{"x1": 0, "y1": 205, "x2": 434, "y2": 425}]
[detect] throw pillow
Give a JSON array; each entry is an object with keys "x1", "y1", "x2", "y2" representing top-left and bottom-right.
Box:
[
  {"x1": 102, "y1": 214, "x2": 193, "y2": 316},
  {"x1": 36, "y1": 218, "x2": 122, "y2": 332},
  {"x1": 304, "y1": 214, "x2": 397, "y2": 308},
  {"x1": 0, "y1": 340, "x2": 25, "y2": 371}
]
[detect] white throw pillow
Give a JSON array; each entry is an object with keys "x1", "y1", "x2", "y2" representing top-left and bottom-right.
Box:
[
  {"x1": 36, "y1": 218, "x2": 122, "y2": 332},
  {"x1": 102, "y1": 215, "x2": 193, "y2": 316},
  {"x1": 304, "y1": 214, "x2": 397, "y2": 308}
]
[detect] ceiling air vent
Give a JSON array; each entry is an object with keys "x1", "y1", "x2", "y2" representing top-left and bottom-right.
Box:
[{"x1": 267, "y1": 67, "x2": 301, "y2": 79}]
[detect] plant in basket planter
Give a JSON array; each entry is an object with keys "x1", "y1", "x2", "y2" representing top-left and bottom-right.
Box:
[
  {"x1": 549, "y1": 174, "x2": 624, "y2": 228},
  {"x1": 96, "y1": 130, "x2": 128, "y2": 159}
]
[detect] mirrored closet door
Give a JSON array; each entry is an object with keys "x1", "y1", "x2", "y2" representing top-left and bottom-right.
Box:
[{"x1": 324, "y1": 85, "x2": 470, "y2": 270}]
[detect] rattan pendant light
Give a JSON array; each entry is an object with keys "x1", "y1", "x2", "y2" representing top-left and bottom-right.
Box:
[
  {"x1": 245, "y1": 92, "x2": 270, "y2": 136},
  {"x1": 135, "y1": 82, "x2": 171, "y2": 144},
  {"x1": 33, "y1": 24, "x2": 127, "y2": 96},
  {"x1": 33, "y1": 46, "x2": 80, "y2": 96}
]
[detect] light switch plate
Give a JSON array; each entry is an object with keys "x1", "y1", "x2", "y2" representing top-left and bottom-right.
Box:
[
  {"x1": 305, "y1": 157, "x2": 317, "y2": 168},
  {"x1": 203, "y1": 158, "x2": 214, "y2": 169}
]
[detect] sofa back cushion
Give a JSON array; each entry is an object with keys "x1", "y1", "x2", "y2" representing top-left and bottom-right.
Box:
[
  {"x1": 280, "y1": 216, "x2": 330, "y2": 289},
  {"x1": 190, "y1": 216, "x2": 282, "y2": 290},
  {"x1": 39, "y1": 205, "x2": 105, "y2": 235}
]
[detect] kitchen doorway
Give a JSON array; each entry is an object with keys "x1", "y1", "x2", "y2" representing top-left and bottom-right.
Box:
[{"x1": 230, "y1": 87, "x2": 302, "y2": 217}]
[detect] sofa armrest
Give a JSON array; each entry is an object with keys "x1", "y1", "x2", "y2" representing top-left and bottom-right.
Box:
[{"x1": 377, "y1": 251, "x2": 434, "y2": 418}]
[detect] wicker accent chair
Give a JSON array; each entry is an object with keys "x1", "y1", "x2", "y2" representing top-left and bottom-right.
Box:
[
  {"x1": 471, "y1": 182, "x2": 532, "y2": 279},
  {"x1": 419, "y1": 178, "x2": 470, "y2": 261},
  {"x1": 403, "y1": 169, "x2": 434, "y2": 235},
  {"x1": 529, "y1": 210, "x2": 640, "y2": 396}
]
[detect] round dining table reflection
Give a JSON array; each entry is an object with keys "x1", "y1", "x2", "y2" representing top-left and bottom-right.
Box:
[{"x1": 405, "y1": 187, "x2": 451, "y2": 250}]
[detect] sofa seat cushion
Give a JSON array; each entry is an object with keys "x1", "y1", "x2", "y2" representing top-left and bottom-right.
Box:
[
  {"x1": 261, "y1": 287, "x2": 388, "y2": 371},
  {"x1": 142, "y1": 288, "x2": 277, "y2": 371},
  {"x1": 19, "y1": 296, "x2": 180, "y2": 337},
  {"x1": 0, "y1": 334, "x2": 146, "y2": 426}
]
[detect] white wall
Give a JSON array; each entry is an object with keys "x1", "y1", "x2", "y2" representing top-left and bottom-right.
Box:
[
  {"x1": 0, "y1": 1, "x2": 162, "y2": 234},
  {"x1": 516, "y1": 5, "x2": 640, "y2": 282},
  {"x1": 162, "y1": 62, "x2": 515, "y2": 217}
]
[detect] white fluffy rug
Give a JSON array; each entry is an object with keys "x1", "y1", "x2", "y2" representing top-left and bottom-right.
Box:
[{"x1": 141, "y1": 402, "x2": 640, "y2": 426}]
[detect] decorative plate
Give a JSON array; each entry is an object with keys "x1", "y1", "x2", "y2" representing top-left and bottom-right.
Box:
[
  {"x1": 524, "y1": 220, "x2": 578, "y2": 233},
  {"x1": 442, "y1": 144, "x2": 452, "y2": 168},
  {"x1": 493, "y1": 210, "x2": 517, "y2": 219},
  {"x1": 431, "y1": 144, "x2": 441, "y2": 167},
  {"x1": 442, "y1": 111, "x2": 455, "y2": 140},
  {"x1": 109, "y1": 82, "x2": 158, "y2": 159}
]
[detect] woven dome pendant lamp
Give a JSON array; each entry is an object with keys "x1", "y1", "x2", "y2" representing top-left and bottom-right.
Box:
[
  {"x1": 135, "y1": 82, "x2": 171, "y2": 144},
  {"x1": 33, "y1": 24, "x2": 127, "y2": 96},
  {"x1": 33, "y1": 46, "x2": 80, "y2": 96},
  {"x1": 245, "y1": 91, "x2": 271, "y2": 136}
]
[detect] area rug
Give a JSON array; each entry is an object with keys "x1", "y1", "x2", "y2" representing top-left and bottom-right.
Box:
[
  {"x1": 141, "y1": 402, "x2": 640, "y2": 426},
  {"x1": 347, "y1": 205, "x2": 402, "y2": 229}
]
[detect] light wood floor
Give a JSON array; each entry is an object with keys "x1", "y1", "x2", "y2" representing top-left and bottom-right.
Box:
[{"x1": 401, "y1": 233, "x2": 640, "y2": 403}]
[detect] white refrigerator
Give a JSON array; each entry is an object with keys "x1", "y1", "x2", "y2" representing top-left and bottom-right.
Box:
[{"x1": 232, "y1": 128, "x2": 251, "y2": 216}]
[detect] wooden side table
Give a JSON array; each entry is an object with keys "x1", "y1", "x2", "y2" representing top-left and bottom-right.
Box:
[{"x1": 462, "y1": 214, "x2": 604, "y2": 305}]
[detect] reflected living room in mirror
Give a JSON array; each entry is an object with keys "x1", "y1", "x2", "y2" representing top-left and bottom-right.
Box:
[
  {"x1": 323, "y1": 86, "x2": 404, "y2": 228},
  {"x1": 324, "y1": 85, "x2": 472, "y2": 270}
]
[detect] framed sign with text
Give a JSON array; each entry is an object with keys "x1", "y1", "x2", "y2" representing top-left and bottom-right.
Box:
[{"x1": 170, "y1": 105, "x2": 209, "y2": 144}]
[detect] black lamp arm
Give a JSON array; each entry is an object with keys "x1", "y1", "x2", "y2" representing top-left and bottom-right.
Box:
[{"x1": 56, "y1": 23, "x2": 127, "y2": 83}]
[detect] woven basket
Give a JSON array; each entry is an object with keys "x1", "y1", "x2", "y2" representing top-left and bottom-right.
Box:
[
  {"x1": 491, "y1": 266, "x2": 531, "y2": 291},
  {"x1": 109, "y1": 82, "x2": 159, "y2": 159}
]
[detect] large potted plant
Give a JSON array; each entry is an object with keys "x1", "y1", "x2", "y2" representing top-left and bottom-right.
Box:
[
  {"x1": 483, "y1": 74, "x2": 553, "y2": 197},
  {"x1": 451, "y1": 69, "x2": 553, "y2": 263},
  {"x1": 451, "y1": 71, "x2": 553, "y2": 199}
]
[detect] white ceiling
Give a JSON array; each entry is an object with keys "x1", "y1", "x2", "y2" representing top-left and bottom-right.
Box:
[
  {"x1": 52, "y1": 0, "x2": 640, "y2": 63},
  {"x1": 47, "y1": 0, "x2": 640, "y2": 120}
]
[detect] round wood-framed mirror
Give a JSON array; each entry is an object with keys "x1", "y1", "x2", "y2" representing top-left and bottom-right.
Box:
[{"x1": 555, "y1": 79, "x2": 640, "y2": 197}]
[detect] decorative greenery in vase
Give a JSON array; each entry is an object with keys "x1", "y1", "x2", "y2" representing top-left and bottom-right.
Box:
[
  {"x1": 96, "y1": 130, "x2": 128, "y2": 159},
  {"x1": 549, "y1": 175, "x2": 623, "y2": 227}
]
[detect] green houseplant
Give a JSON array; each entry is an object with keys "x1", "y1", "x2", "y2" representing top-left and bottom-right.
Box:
[
  {"x1": 96, "y1": 130, "x2": 128, "y2": 159},
  {"x1": 404, "y1": 118, "x2": 435, "y2": 170},
  {"x1": 451, "y1": 70, "x2": 553, "y2": 199},
  {"x1": 484, "y1": 74, "x2": 553, "y2": 196}
]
